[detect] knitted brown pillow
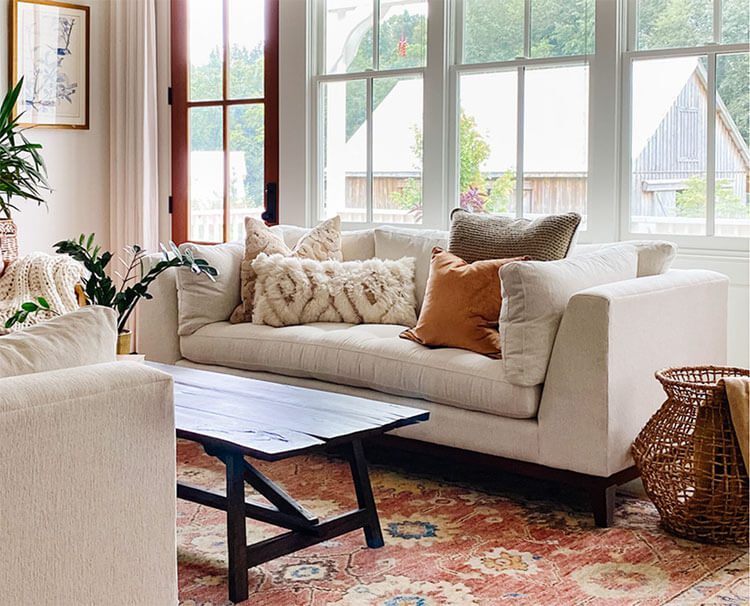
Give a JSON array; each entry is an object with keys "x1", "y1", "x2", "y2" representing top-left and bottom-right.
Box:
[
  {"x1": 400, "y1": 248, "x2": 527, "y2": 358},
  {"x1": 448, "y1": 209, "x2": 581, "y2": 263}
]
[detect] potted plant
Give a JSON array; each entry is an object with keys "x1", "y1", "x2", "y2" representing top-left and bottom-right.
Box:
[
  {"x1": 6, "y1": 234, "x2": 218, "y2": 354},
  {"x1": 0, "y1": 78, "x2": 51, "y2": 269}
]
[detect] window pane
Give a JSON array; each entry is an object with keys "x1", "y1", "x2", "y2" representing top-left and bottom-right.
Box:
[
  {"x1": 229, "y1": 105, "x2": 264, "y2": 241},
  {"x1": 715, "y1": 53, "x2": 750, "y2": 237},
  {"x1": 631, "y1": 57, "x2": 708, "y2": 235},
  {"x1": 189, "y1": 106, "x2": 224, "y2": 242},
  {"x1": 463, "y1": 0, "x2": 523, "y2": 64},
  {"x1": 636, "y1": 0, "x2": 713, "y2": 50},
  {"x1": 458, "y1": 71, "x2": 518, "y2": 214},
  {"x1": 325, "y1": 0, "x2": 373, "y2": 74},
  {"x1": 524, "y1": 65, "x2": 589, "y2": 221},
  {"x1": 722, "y1": 0, "x2": 750, "y2": 44},
  {"x1": 188, "y1": 0, "x2": 223, "y2": 101},
  {"x1": 378, "y1": 0, "x2": 427, "y2": 70},
  {"x1": 372, "y1": 77, "x2": 423, "y2": 223},
  {"x1": 228, "y1": 0, "x2": 264, "y2": 99},
  {"x1": 530, "y1": 0, "x2": 594, "y2": 58},
  {"x1": 322, "y1": 80, "x2": 367, "y2": 221}
]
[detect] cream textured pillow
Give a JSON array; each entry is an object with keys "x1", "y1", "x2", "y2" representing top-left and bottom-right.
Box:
[
  {"x1": 176, "y1": 241, "x2": 243, "y2": 336},
  {"x1": 231, "y1": 216, "x2": 342, "y2": 323},
  {"x1": 571, "y1": 240, "x2": 677, "y2": 277},
  {"x1": 499, "y1": 246, "x2": 639, "y2": 387},
  {"x1": 0, "y1": 306, "x2": 117, "y2": 378},
  {"x1": 252, "y1": 253, "x2": 417, "y2": 328}
]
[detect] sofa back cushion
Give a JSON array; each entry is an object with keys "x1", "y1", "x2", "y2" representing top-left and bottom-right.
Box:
[
  {"x1": 0, "y1": 306, "x2": 117, "y2": 378},
  {"x1": 176, "y1": 241, "x2": 244, "y2": 336},
  {"x1": 374, "y1": 226, "x2": 448, "y2": 311},
  {"x1": 571, "y1": 240, "x2": 676, "y2": 277},
  {"x1": 499, "y1": 246, "x2": 638, "y2": 387}
]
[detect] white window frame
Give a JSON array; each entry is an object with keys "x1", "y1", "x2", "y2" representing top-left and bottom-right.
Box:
[
  {"x1": 619, "y1": 0, "x2": 749, "y2": 251},
  {"x1": 309, "y1": 0, "x2": 449, "y2": 230}
]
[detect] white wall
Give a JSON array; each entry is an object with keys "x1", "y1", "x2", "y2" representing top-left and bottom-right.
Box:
[{"x1": 0, "y1": 0, "x2": 110, "y2": 254}]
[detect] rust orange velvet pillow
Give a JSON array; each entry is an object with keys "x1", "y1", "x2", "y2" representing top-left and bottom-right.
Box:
[{"x1": 400, "y1": 248, "x2": 526, "y2": 358}]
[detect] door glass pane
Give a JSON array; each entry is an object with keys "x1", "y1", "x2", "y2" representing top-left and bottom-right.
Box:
[
  {"x1": 631, "y1": 57, "x2": 708, "y2": 235},
  {"x1": 530, "y1": 0, "x2": 594, "y2": 58},
  {"x1": 325, "y1": 0, "x2": 373, "y2": 74},
  {"x1": 715, "y1": 53, "x2": 750, "y2": 237},
  {"x1": 722, "y1": 0, "x2": 750, "y2": 44},
  {"x1": 322, "y1": 80, "x2": 367, "y2": 221},
  {"x1": 636, "y1": 0, "x2": 713, "y2": 50},
  {"x1": 463, "y1": 0, "x2": 524, "y2": 64},
  {"x1": 524, "y1": 65, "x2": 589, "y2": 223},
  {"x1": 189, "y1": 0, "x2": 223, "y2": 101},
  {"x1": 189, "y1": 106, "x2": 224, "y2": 242},
  {"x1": 228, "y1": 0, "x2": 264, "y2": 99},
  {"x1": 458, "y1": 71, "x2": 518, "y2": 214},
  {"x1": 372, "y1": 76, "x2": 423, "y2": 224},
  {"x1": 229, "y1": 104, "x2": 265, "y2": 241},
  {"x1": 378, "y1": 0, "x2": 427, "y2": 70}
]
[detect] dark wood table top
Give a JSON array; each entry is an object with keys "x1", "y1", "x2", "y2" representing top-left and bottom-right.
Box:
[{"x1": 148, "y1": 362, "x2": 429, "y2": 461}]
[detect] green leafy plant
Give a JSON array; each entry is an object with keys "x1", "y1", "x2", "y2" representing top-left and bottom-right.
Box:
[
  {"x1": 52, "y1": 234, "x2": 218, "y2": 334},
  {"x1": 0, "y1": 78, "x2": 51, "y2": 219},
  {"x1": 4, "y1": 296, "x2": 60, "y2": 329}
]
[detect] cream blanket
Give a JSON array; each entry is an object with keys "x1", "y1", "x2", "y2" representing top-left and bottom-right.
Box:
[
  {"x1": 0, "y1": 253, "x2": 83, "y2": 332},
  {"x1": 722, "y1": 377, "x2": 750, "y2": 470}
]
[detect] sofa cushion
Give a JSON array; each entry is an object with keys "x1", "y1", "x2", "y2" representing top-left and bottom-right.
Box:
[
  {"x1": 180, "y1": 322, "x2": 542, "y2": 419},
  {"x1": 499, "y1": 246, "x2": 639, "y2": 387},
  {"x1": 273, "y1": 226, "x2": 376, "y2": 261},
  {"x1": 0, "y1": 306, "x2": 117, "y2": 378},
  {"x1": 571, "y1": 240, "x2": 676, "y2": 277},
  {"x1": 176, "y1": 241, "x2": 244, "y2": 336}
]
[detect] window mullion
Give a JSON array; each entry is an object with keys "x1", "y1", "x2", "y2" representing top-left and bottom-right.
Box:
[
  {"x1": 706, "y1": 52, "x2": 717, "y2": 236},
  {"x1": 372, "y1": 0, "x2": 380, "y2": 71},
  {"x1": 713, "y1": 0, "x2": 722, "y2": 43},
  {"x1": 626, "y1": 0, "x2": 637, "y2": 51},
  {"x1": 366, "y1": 77, "x2": 374, "y2": 224},
  {"x1": 523, "y1": 0, "x2": 532, "y2": 58},
  {"x1": 516, "y1": 65, "x2": 526, "y2": 218},
  {"x1": 222, "y1": 0, "x2": 230, "y2": 242}
]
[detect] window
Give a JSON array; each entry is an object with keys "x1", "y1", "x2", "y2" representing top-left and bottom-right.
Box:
[
  {"x1": 455, "y1": 0, "x2": 593, "y2": 222},
  {"x1": 315, "y1": 0, "x2": 428, "y2": 224},
  {"x1": 625, "y1": 0, "x2": 750, "y2": 240},
  {"x1": 171, "y1": 0, "x2": 279, "y2": 243}
]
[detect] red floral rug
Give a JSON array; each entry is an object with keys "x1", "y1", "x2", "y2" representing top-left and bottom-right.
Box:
[{"x1": 176, "y1": 440, "x2": 748, "y2": 606}]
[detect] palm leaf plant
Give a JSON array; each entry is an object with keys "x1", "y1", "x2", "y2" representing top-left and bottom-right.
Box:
[{"x1": 0, "y1": 78, "x2": 51, "y2": 219}]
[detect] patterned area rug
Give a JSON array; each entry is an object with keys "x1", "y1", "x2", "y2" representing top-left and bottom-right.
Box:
[{"x1": 176, "y1": 440, "x2": 748, "y2": 606}]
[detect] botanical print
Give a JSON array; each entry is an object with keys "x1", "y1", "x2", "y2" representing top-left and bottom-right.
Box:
[{"x1": 13, "y1": 1, "x2": 88, "y2": 127}]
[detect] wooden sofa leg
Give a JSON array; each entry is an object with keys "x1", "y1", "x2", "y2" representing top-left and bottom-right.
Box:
[{"x1": 589, "y1": 484, "x2": 616, "y2": 527}]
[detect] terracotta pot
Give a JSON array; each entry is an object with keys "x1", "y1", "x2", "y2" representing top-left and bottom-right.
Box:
[
  {"x1": 117, "y1": 330, "x2": 132, "y2": 355},
  {"x1": 0, "y1": 219, "x2": 18, "y2": 274}
]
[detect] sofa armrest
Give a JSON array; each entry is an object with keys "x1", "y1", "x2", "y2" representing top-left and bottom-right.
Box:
[
  {"x1": 0, "y1": 363, "x2": 177, "y2": 605},
  {"x1": 538, "y1": 269, "x2": 728, "y2": 477},
  {"x1": 138, "y1": 253, "x2": 181, "y2": 363}
]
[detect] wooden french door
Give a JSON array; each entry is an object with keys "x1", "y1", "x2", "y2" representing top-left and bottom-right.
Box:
[{"x1": 170, "y1": 0, "x2": 279, "y2": 244}]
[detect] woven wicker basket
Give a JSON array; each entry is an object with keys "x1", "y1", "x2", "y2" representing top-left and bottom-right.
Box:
[
  {"x1": 0, "y1": 219, "x2": 19, "y2": 271},
  {"x1": 632, "y1": 366, "x2": 749, "y2": 545}
]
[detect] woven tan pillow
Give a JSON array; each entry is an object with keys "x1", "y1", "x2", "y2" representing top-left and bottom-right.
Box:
[
  {"x1": 400, "y1": 248, "x2": 526, "y2": 358},
  {"x1": 251, "y1": 253, "x2": 417, "y2": 327},
  {"x1": 448, "y1": 209, "x2": 581, "y2": 263},
  {"x1": 230, "y1": 216, "x2": 342, "y2": 323}
]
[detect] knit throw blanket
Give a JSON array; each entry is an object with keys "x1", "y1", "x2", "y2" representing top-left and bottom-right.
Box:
[{"x1": 0, "y1": 253, "x2": 84, "y2": 332}]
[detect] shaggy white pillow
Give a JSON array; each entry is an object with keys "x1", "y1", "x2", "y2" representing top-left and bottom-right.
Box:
[{"x1": 251, "y1": 254, "x2": 418, "y2": 328}]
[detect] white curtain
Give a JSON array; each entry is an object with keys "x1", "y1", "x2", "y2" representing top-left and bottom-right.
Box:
[{"x1": 109, "y1": 0, "x2": 160, "y2": 259}]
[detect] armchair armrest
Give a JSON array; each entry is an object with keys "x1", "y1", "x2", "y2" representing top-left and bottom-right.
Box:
[
  {"x1": 0, "y1": 363, "x2": 177, "y2": 605},
  {"x1": 538, "y1": 269, "x2": 728, "y2": 477},
  {"x1": 138, "y1": 253, "x2": 181, "y2": 363}
]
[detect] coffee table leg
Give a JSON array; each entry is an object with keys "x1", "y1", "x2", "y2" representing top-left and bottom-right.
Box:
[
  {"x1": 346, "y1": 439, "x2": 385, "y2": 548},
  {"x1": 225, "y1": 452, "x2": 249, "y2": 603}
]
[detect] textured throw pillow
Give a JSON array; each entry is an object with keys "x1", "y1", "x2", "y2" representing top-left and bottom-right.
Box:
[
  {"x1": 251, "y1": 253, "x2": 417, "y2": 328},
  {"x1": 176, "y1": 241, "x2": 243, "y2": 336},
  {"x1": 400, "y1": 248, "x2": 526, "y2": 358},
  {"x1": 448, "y1": 209, "x2": 581, "y2": 263},
  {"x1": 499, "y1": 246, "x2": 639, "y2": 387},
  {"x1": 230, "y1": 216, "x2": 342, "y2": 323}
]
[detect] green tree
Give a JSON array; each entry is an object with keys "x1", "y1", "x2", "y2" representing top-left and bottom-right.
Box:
[{"x1": 675, "y1": 176, "x2": 750, "y2": 219}]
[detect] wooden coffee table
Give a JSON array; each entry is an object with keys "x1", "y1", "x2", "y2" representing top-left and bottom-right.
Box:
[{"x1": 149, "y1": 363, "x2": 429, "y2": 604}]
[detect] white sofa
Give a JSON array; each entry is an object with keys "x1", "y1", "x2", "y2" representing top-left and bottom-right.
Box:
[
  {"x1": 139, "y1": 226, "x2": 729, "y2": 526},
  {"x1": 0, "y1": 307, "x2": 178, "y2": 606}
]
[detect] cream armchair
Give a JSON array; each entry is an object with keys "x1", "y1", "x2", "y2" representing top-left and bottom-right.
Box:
[{"x1": 0, "y1": 307, "x2": 177, "y2": 606}]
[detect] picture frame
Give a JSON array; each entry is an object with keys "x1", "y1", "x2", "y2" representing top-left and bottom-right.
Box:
[{"x1": 9, "y1": 0, "x2": 90, "y2": 129}]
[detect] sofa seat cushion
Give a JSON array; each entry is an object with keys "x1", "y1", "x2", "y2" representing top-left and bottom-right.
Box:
[{"x1": 180, "y1": 322, "x2": 542, "y2": 419}]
